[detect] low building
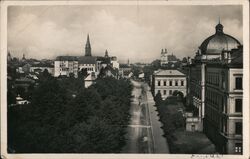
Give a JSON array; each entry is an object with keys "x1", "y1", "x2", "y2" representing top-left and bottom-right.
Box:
[
  {"x1": 30, "y1": 63, "x2": 54, "y2": 75},
  {"x1": 84, "y1": 72, "x2": 97, "y2": 88},
  {"x1": 119, "y1": 64, "x2": 132, "y2": 78},
  {"x1": 54, "y1": 56, "x2": 78, "y2": 77},
  {"x1": 152, "y1": 69, "x2": 187, "y2": 99}
]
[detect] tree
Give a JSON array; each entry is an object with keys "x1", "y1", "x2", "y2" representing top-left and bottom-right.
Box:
[
  {"x1": 154, "y1": 91, "x2": 163, "y2": 106},
  {"x1": 78, "y1": 68, "x2": 88, "y2": 79},
  {"x1": 182, "y1": 57, "x2": 188, "y2": 63}
]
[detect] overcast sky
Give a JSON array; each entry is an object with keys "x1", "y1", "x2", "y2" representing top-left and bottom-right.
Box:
[{"x1": 7, "y1": 5, "x2": 243, "y2": 63}]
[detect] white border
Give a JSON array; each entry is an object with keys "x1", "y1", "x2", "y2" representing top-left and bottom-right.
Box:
[{"x1": 1, "y1": 1, "x2": 249, "y2": 159}]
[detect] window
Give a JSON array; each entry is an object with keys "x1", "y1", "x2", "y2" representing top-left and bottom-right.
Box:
[
  {"x1": 181, "y1": 80, "x2": 184, "y2": 86},
  {"x1": 175, "y1": 80, "x2": 178, "y2": 86},
  {"x1": 235, "y1": 143, "x2": 242, "y2": 153},
  {"x1": 235, "y1": 122, "x2": 242, "y2": 135},
  {"x1": 158, "y1": 80, "x2": 161, "y2": 86},
  {"x1": 235, "y1": 99, "x2": 242, "y2": 113},
  {"x1": 169, "y1": 90, "x2": 172, "y2": 95},
  {"x1": 157, "y1": 90, "x2": 161, "y2": 94},
  {"x1": 163, "y1": 90, "x2": 166, "y2": 95},
  {"x1": 235, "y1": 77, "x2": 242, "y2": 89},
  {"x1": 164, "y1": 81, "x2": 166, "y2": 86},
  {"x1": 169, "y1": 80, "x2": 172, "y2": 86}
]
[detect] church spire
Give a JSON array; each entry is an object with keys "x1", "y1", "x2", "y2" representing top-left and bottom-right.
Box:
[
  {"x1": 105, "y1": 49, "x2": 109, "y2": 58},
  {"x1": 85, "y1": 34, "x2": 92, "y2": 56}
]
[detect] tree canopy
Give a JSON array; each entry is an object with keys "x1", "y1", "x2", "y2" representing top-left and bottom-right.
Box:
[{"x1": 8, "y1": 76, "x2": 132, "y2": 153}]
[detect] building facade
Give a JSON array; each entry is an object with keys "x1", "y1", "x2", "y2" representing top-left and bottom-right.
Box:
[
  {"x1": 152, "y1": 69, "x2": 186, "y2": 99},
  {"x1": 54, "y1": 34, "x2": 120, "y2": 84},
  {"x1": 186, "y1": 22, "x2": 243, "y2": 154},
  {"x1": 54, "y1": 56, "x2": 78, "y2": 77}
]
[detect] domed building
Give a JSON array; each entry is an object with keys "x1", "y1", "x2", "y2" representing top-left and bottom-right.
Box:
[
  {"x1": 186, "y1": 22, "x2": 243, "y2": 154},
  {"x1": 195, "y1": 22, "x2": 241, "y2": 60}
]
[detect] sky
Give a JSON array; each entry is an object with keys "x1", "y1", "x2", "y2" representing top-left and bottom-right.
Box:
[{"x1": 7, "y1": 5, "x2": 243, "y2": 63}]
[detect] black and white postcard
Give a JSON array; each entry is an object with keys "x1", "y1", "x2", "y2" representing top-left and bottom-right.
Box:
[{"x1": 1, "y1": 0, "x2": 249, "y2": 159}]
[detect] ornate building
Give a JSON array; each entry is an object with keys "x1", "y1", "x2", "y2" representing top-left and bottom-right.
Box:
[
  {"x1": 160, "y1": 48, "x2": 178, "y2": 67},
  {"x1": 186, "y1": 22, "x2": 243, "y2": 154},
  {"x1": 152, "y1": 69, "x2": 186, "y2": 99},
  {"x1": 54, "y1": 34, "x2": 119, "y2": 80}
]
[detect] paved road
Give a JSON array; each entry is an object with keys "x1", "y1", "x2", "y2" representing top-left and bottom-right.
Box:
[
  {"x1": 143, "y1": 83, "x2": 170, "y2": 153},
  {"x1": 122, "y1": 80, "x2": 169, "y2": 153},
  {"x1": 122, "y1": 80, "x2": 151, "y2": 153}
]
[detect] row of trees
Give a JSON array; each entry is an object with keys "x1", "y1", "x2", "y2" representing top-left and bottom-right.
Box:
[
  {"x1": 8, "y1": 76, "x2": 132, "y2": 153},
  {"x1": 154, "y1": 92, "x2": 185, "y2": 152}
]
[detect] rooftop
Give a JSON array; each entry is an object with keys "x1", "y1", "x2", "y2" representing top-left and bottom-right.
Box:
[
  {"x1": 78, "y1": 56, "x2": 96, "y2": 64},
  {"x1": 154, "y1": 69, "x2": 186, "y2": 77}
]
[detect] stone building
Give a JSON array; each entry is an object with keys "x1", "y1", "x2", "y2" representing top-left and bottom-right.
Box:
[
  {"x1": 54, "y1": 56, "x2": 78, "y2": 77},
  {"x1": 152, "y1": 69, "x2": 186, "y2": 99},
  {"x1": 186, "y1": 21, "x2": 243, "y2": 154},
  {"x1": 54, "y1": 34, "x2": 119, "y2": 78}
]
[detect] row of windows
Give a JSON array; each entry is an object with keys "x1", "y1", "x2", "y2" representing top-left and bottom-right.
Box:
[
  {"x1": 206, "y1": 90, "x2": 223, "y2": 111},
  {"x1": 81, "y1": 64, "x2": 95, "y2": 66},
  {"x1": 86, "y1": 68, "x2": 94, "y2": 71},
  {"x1": 206, "y1": 90, "x2": 242, "y2": 113},
  {"x1": 157, "y1": 80, "x2": 185, "y2": 86},
  {"x1": 207, "y1": 107, "x2": 242, "y2": 136},
  {"x1": 206, "y1": 72, "x2": 220, "y2": 86}
]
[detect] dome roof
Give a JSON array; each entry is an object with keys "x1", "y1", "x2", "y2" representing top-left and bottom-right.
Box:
[{"x1": 199, "y1": 23, "x2": 241, "y2": 55}]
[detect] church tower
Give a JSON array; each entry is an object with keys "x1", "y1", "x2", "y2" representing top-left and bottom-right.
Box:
[
  {"x1": 104, "y1": 50, "x2": 109, "y2": 58},
  {"x1": 160, "y1": 48, "x2": 168, "y2": 66},
  {"x1": 85, "y1": 34, "x2": 92, "y2": 56}
]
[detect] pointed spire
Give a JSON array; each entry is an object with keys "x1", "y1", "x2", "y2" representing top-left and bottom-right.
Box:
[
  {"x1": 85, "y1": 33, "x2": 92, "y2": 56},
  {"x1": 105, "y1": 49, "x2": 109, "y2": 58},
  {"x1": 218, "y1": 16, "x2": 221, "y2": 24},
  {"x1": 87, "y1": 34, "x2": 90, "y2": 44}
]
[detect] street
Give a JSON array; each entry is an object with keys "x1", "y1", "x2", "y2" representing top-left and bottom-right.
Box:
[{"x1": 122, "y1": 80, "x2": 169, "y2": 153}]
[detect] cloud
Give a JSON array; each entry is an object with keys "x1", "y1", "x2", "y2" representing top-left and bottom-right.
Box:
[{"x1": 7, "y1": 5, "x2": 243, "y2": 63}]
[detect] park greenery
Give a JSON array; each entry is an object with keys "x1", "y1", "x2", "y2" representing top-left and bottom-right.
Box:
[
  {"x1": 8, "y1": 71, "x2": 133, "y2": 153},
  {"x1": 154, "y1": 91, "x2": 186, "y2": 153}
]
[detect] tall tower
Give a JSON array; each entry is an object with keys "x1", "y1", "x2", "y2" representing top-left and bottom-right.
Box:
[
  {"x1": 85, "y1": 34, "x2": 92, "y2": 56},
  {"x1": 160, "y1": 48, "x2": 168, "y2": 66},
  {"x1": 104, "y1": 50, "x2": 109, "y2": 58}
]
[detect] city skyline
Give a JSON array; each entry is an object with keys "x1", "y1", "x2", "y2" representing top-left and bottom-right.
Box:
[{"x1": 8, "y1": 5, "x2": 242, "y2": 62}]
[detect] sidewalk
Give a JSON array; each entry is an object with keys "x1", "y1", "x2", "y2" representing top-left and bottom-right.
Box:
[{"x1": 145, "y1": 85, "x2": 170, "y2": 153}]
